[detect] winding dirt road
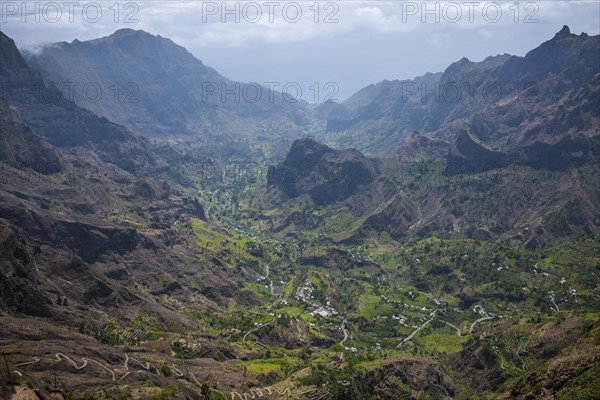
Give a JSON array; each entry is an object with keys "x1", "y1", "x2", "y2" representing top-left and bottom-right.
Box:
[
  {"x1": 242, "y1": 319, "x2": 276, "y2": 343},
  {"x1": 398, "y1": 308, "x2": 497, "y2": 346}
]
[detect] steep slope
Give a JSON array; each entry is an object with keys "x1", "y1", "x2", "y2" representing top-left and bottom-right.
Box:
[
  {"x1": 319, "y1": 27, "x2": 599, "y2": 160},
  {"x1": 0, "y1": 32, "x2": 222, "y2": 328},
  {"x1": 265, "y1": 28, "x2": 600, "y2": 248},
  {"x1": 449, "y1": 316, "x2": 600, "y2": 399},
  {"x1": 317, "y1": 72, "x2": 444, "y2": 155},
  {"x1": 267, "y1": 137, "x2": 599, "y2": 248},
  {"x1": 24, "y1": 28, "x2": 311, "y2": 141},
  {"x1": 267, "y1": 138, "x2": 380, "y2": 206},
  {"x1": 0, "y1": 32, "x2": 276, "y2": 395},
  {"x1": 0, "y1": 31, "x2": 157, "y2": 172},
  {"x1": 0, "y1": 96, "x2": 60, "y2": 174},
  {"x1": 444, "y1": 127, "x2": 511, "y2": 175}
]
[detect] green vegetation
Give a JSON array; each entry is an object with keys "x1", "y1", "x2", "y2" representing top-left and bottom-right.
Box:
[
  {"x1": 7, "y1": 143, "x2": 598, "y2": 400},
  {"x1": 235, "y1": 357, "x2": 292, "y2": 375},
  {"x1": 150, "y1": 385, "x2": 180, "y2": 400},
  {"x1": 418, "y1": 331, "x2": 469, "y2": 353}
]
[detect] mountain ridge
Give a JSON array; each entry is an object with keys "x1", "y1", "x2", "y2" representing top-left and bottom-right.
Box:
[
  {"x1": 24, "y1": 28, "x2": 313, "y2": 144},
  {"x1": 0, "y1": 31, "x2": 158, "y2": 172},
  {"x1": 266, "y1": 27, "x2": 599, "y2": 248},
  {"x1": 316, "y1": 27, "x2": 600, "y2": 158},
  {"x1": 0, "y1": 25, "x2": 598, "y2": 400}
]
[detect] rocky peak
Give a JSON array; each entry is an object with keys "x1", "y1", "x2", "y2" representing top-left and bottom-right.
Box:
[
  {"x1": 268, "y1": 138, "x2": 380, "y2": 205},
  {"x1": 110, "y1": 28, "x2": 148, "y2": 38},
  {"x1": 24, "y1": 28, "x2": 308, "y2": 138},
  {"x1": 285, "y1": 138, "x2": 331, "y2": 164},
  {"x1": 444, "y1": 128, "x2": 509, "y2": 175},
  {"x1": 553, "y1": 25, "x2": 572, "y2": 40}
]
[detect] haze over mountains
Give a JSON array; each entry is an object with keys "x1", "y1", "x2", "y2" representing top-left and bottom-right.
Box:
[
  {"x1": 24, "y1": 28, "x2": 312, "y2": 144},
  {"x1": 318, "y1": 26, "x2": 599, "y2": 160},
  {"x1": 19, "y1": 26, "x2": 599, "y2": 170},
  {"x1": 264, "y1": 26, "x2": 599, "y2": 249},
  {"x1": 0, "y1": 32, "x2": 157, "y2": 172},
  {"x1": 0, "y1": 25, "x2": 599, "y2": 399}
]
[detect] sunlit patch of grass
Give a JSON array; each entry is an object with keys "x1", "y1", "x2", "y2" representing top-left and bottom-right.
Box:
[
  {"x1": 235, "y1": 357, "x2": 291, "y2": 375},
  {"x1": 283, "y1": 278, "x2": 297, "y2": 299},
  {"x1": 244, "y1": 283, "x2": 272, "y2": 300},
  {"x1": 298, "y1": 312, "x2": 317, "y2": 324},
  {"x1": 358, "y1": 294, "x2": 394, "y2": 320},
  {"x1": 419, "y1": 332, "x2": 469, "y2": 353}
]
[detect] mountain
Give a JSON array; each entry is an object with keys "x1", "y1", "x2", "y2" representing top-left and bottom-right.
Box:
[
  {"x1": 253, "y1": 28, "x2": 600, "y2": 395},
  {"x1": 1, "y1": 29, "x2": 285, "y2": 399},
  {"x1": 318, "y1": 26, "x2": 600, "y2": 162},
  {"x1": 0, "y1": 96, "x2": 60, "y2": 174},
  {"x1": 266, "y1": 138, "x2": 599, "y2": 248},
  {"x1": 24, "y1": 28, "x2": 311, "y2": 143},
  {"x1": 317, "y1": 71, "x2": 444, "y2": 153},
  {"x1": 267, "y1": 138, "x2": 380, "y2": 206},
  {"x1": 0, "y1": 31, "x2": 157, "y2": 172},
  {"x1": 266, "y1": 28, "x2": 600, "y2": 248},
  {"x1": 1, "y1": 26, "x2": 599, "y2": 400},
  {"x1": 0, "y1": 31, "x2": 241, "y2": 325}
]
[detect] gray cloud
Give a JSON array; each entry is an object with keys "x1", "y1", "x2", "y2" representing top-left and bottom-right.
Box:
[{"x1": 2, "y1": 1, "x2": 599, "y2": 100}]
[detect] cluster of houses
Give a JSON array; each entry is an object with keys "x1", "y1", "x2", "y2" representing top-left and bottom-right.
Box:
[
  {"x1": 346, "y1": 249, "x2": 374, "y2": 263},
  {"x1": 311, "y1": 304, "x2": 339, "y2": 318},
  {"x1": 294, "y1": 281, "x2": 341, "y2": 318},
  {"x1": 391, "y1": 314, "x2": 408, "y2": 325}
]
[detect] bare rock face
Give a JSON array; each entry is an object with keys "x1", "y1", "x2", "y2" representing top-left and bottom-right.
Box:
[
  {"x1": 0, "y1": 190, "x2": 141, "y2": 263},
  {"x1": 267, "y1": 138, "x2": 380, "y2": 206},
  {"x1": 0, "y1": 31, "x2": 157, "y2": 172},
  {"x1": 343, "y1": 357, "x2": 456, "y2": 399},
  {"x1": 318, "y1": 27, "x2": 600, "y2": 160},
  {"x1": 0, "y1": 96, "x2": 60, "y2": 174},
  {"x1": 444, "y1": 128, "x2": 509, "y2": 175}
]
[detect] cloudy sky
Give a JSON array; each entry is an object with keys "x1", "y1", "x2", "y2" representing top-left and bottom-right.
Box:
[{"x1": 2, "y1": 1, "x2": 599, "y2": 100}]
